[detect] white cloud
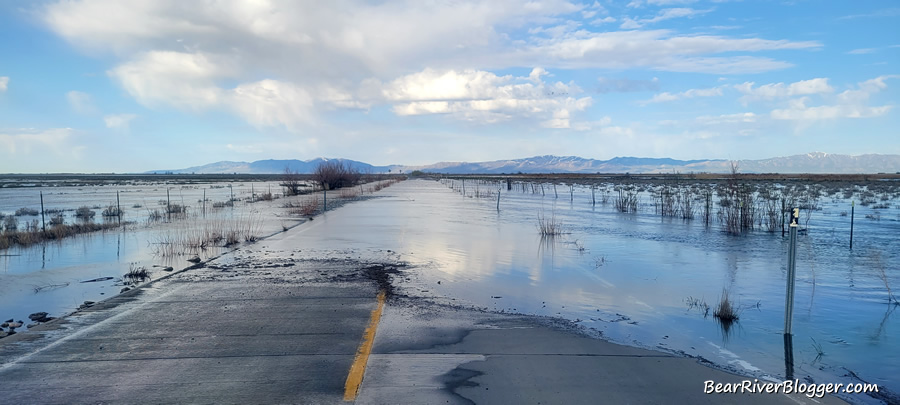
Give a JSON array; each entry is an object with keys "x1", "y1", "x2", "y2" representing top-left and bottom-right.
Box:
[
  {"x1": 0, "y1": 128, "x2": 80, "y2": 157},
  {"x1": 383, "y1": 68, "x2": 591, "y2": 128},
  {"x1": 847, "y1": 48, "x2": 876, "y2": 55},
  {"x1": 104, "y1": 114, "x2": 137, "y2": 129},
  {"x1": 771, "y1": 76, "x2": 896, "y2": 121},
  {"x1": 695, "y1": 112, "x2": 757, "y2": 125},
  {"x1": 518, "y1": 30, "x2": 820, "y2": 74},
  {"x1": 108, "y1": 51, "x2": 229, "y2": 110},
  {"x1": 591, "y1": 16, "x2": 616, "y2": 24},
  {"x1": 230, "y1": 80, "x2": 315, "y2": 129},
  {"x1": 620, "y1": 7, "x2": 712, "y2": 29},
  {"x1": 735, "y1": 78, "x2": 833, "y2": 104},
  {"x1": 66, "y1": 90, "x2": 98, "y2": 114},
  {"x1": 45, "y1": 1, "x2": 820, "y2": 83},
  {"x1": 642, "y1": 86, "x2": 723, "y2": 104},
  {"x1": 0, "y1": 76, "x2": 8, "y2": 92}
]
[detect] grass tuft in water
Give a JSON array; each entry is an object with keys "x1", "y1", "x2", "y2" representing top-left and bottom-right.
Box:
[
  {"x1": 713, "y1": 288, "x2": 740, "y2": 322},
  {"x1": 537, "y1": 211, "x2": 564, "y2": 236}
]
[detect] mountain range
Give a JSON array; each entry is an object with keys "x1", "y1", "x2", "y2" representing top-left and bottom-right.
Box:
[{"x1": 149, "y1": 152, "x2": 900, "y2": 175}]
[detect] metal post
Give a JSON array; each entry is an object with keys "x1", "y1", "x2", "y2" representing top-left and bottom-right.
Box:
[
  {"x1": 496, "y1": 190, "x2": 500, "y2": 211},
  {"x1": 40, "y1": 191, "x2": 46, "y2": 232},
  {"x1": 203, "y1": 189, "x2": 206, "y2": 217},
  {"x1": 850, "y1": 200, "x2": 854, "y2": 249},
  {"x1": 784, "y1": 207, "x2": 799, "y2": 335},
  {"x1": 167, "y1": 188, "x2": 171, "y2": 221},
  {"x1": 323, "y1": 187, "x2": 327, "y2": 212},
  {"x1": 116, "y1": 191, "x2": 121, "y2": 221},
  {"x1": 591, "y1": 186, "x2": 596, "y2": 206},
  {"x1": 783, "y1": 334, "x2": 794, "y2": 380}
]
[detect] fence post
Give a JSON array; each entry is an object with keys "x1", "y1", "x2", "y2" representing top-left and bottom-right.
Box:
[
  {"x1": 850, "y1": 200, "x2": 854, "y2": 249},
  {"x1": 40, "y1": 191, "x2": 46, "y2": 232},
  {"x1": 116, "y1": 190, "x2": 121, "y2": 222},
  {"x1": 784, "y1": 207, "x2": 799, "y2": 335}
]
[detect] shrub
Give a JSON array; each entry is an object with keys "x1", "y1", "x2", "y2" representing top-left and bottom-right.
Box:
[
  {"x1": 75, "y1": 206, "x2": 95, "y2": 220},
  {"x1": 313, "y1": 160, "x2": 361, "y2": 190},
  {"x1": 102, "y1": 205, "x2": 123, "y2": 217},
  {"x1": 15, "y1": 207, "x2": 39, "y2": 216},
  {"x1": 2, "y1": 216, "x2": 18, "y2": 232}
]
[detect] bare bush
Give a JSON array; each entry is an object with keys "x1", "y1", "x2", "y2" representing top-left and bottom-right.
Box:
[
  {"x1": 281, "y1": 167, "x2": 304, "y2": 196},
  {"x1": 313, "y1": 160, "x2": 361, "y2": 190}
]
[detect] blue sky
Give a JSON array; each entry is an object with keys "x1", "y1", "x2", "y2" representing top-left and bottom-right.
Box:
[{"x1": 0, "y1": 0, "x2": 897, "y2": 172}]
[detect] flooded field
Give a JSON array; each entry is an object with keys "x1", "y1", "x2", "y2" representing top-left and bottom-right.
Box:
[
  {"x1": 2, "y1": 176, "x2": 898, "y2": 401},
  {"x1": 0, "y1": 175, "x2": 395, "y2": 330},
  {"x1": 279, "y1": 178, "x2": 899, "y2": 401}
]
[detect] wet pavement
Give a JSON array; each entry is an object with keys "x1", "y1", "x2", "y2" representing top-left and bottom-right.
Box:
[
  {"x1": 0, "y1": 255, "x2": 381, "y2": 404},
  {"x1": 0, "y1": 223, "x2": 854, "y2": 404}
]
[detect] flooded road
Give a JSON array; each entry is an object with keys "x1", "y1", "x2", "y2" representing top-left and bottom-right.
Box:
[
  {"x1": 280, "y1": 179, "x2": 899, "y2": 398},
  {"x1": 2, "y1": 178, "x2": 897, "y2": 400}
]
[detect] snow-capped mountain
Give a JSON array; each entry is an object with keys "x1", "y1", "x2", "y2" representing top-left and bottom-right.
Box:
[{"x1": 151, "y1": 153, "x2": 900, "y2": 175}]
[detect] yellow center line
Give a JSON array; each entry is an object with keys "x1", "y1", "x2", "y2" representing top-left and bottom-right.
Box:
[{"x1": 343, "y1": 290, "x2": 386, "y2": 402}]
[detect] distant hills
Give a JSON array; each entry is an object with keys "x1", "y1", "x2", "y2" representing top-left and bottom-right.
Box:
[
  {"x1": 149, "y1": 158, "x2": 392, "y2": 175},
  {"x1": 150, "y1": 152, "x2": 900, "y2": 175}
]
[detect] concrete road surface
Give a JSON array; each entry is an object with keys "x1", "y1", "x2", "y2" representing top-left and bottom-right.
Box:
[{"x1": 0, "y1": 241, "x2": 857, "y2": 404}]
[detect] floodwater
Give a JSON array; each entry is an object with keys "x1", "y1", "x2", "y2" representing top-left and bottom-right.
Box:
[
  {"x1": 278, "y1": 179, "x2": 899, "y2": 400},
  {"x1": 0, "y1": 180, "x2": 310, "y2": 327},
  {"x1": 2, "y1": 178, "x2": 898, "y2": 400}
]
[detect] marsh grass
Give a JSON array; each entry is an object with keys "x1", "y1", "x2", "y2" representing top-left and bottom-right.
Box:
[
  {"x1": 685, "y1": 296, "x2": 711, "y2": 318},
  {"x1": 286, "y1": 197, "x2": 319, "y2": 216},
  {"x1": 1, "y1": 221, "x2": 123, "y2": 250},
  {"x1": 124, "y1": 263, "x2": 151, "y2": 282},
  {"x1": 537, "y1": 211, "x2": 564, "y2": 236},
  {"x1": 810, "y1": 337, "x2": 825, "y2": 361},
  {"x1": 871, "y1": 251, "x2": 898, "y2": 305},
  {"x1": 75, "y1": 206, "x2": 95, "y2": 220},
  {"x1": 102, "y1": 205, "x2": 123, "y2": 218},
  {"x1": 15, "y1": 207, "x2": 39, "y2": 216},
  {"x1": 151, "y1": 212, "x2": 262, "y2": 256},
  {"x1": 713, "y1": 288, "x2": 740, "y2": 322}
]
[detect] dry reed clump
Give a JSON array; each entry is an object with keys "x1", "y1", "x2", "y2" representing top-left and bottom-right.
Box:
[
  {"x1": 339, "y1": 188, "x2": 359, "y2": 199},
  {"x1": 0, "y1": 221, "x2": 122, "y2": 251},
  {"x1": 15, "y1": 207, "x2": 39, "y2": 216},
  {"x1": 49, "y1": 213, "x2": 65, "y2": 226},
  {"x1": 150, "y1": 213, "x2": 262, "y2": 256},
  {"x1": 102, "y1": 205, "x2": 123, "y2": 217},
  {"x1": 870, "y1": 251, "x2": 898, "y2": 305},
  {"x1": 614, "y1": 189, "x2": 639, "y2": 213},
  {"x1": 124, "y1": 263, "x2": 151, "y2": 282},
  {"x1": 75, "y1": 206, "x2": 95, "y2": 220},
  {"x1": 537, "y1": 211, "x2": 564, "y2": 236},
  {"x1": 713, "y1": 288, "x2": 740, "y2": 322},
  {"x1": 286, "y1": 197, "x2": 318, "y2": 216}
]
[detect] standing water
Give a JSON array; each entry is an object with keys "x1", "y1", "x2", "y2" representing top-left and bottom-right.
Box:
[{"x1": 278, "y1": 179, "x2": 899, "y2": 400}]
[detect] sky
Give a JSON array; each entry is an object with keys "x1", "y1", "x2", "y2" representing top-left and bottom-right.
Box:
[{"x1": 0, "y1": 0, "x2": 898, "y2": 173}]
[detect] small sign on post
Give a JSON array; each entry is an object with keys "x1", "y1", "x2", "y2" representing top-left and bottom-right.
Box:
[{"x1": 784, "y1": 208, "x2": 799, "y2": 335}]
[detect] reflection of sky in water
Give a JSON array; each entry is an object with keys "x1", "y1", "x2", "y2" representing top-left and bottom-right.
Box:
[
  {"x1": 2, "y1": 179, "x2": 897, "y2": 396},
  {"x1": 278, "y1": 180, "x2": 899, "y2": 396},
  {"x1": 1, "y1": 181, "x2": 299, "y2": 330}
]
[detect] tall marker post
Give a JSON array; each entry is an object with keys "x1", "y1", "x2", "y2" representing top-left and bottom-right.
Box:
[{"x1": 784, "y1": 207, "x2": 799, "y2": 335}]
